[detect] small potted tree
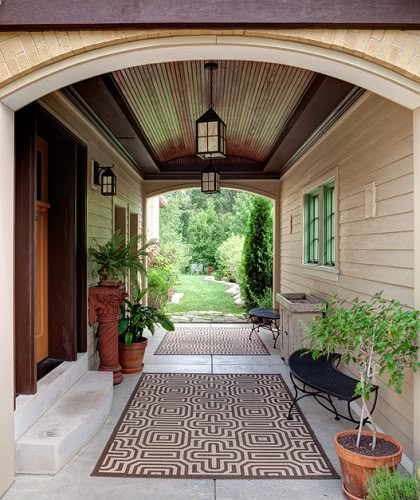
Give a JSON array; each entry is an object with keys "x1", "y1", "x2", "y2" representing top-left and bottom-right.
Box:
[
  {"x1": 306, "y1": 292, "x2": 420, "y2": 500},
  {"x1": 118, "y1": 286, "x2": 175, "y2": 373}
]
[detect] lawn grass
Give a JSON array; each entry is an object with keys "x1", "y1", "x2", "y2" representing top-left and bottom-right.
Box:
[{"x1": 167, "y1": 274, "x2": 245, "y2": 314}]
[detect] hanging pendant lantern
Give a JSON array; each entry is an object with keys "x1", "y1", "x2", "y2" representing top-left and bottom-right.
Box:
[
  {"x1": 201, "y1": 163, "x2": 221, "y2": 194},
  {"x1": 196, "y1": 62, "x2": 226, "y2": 160}
]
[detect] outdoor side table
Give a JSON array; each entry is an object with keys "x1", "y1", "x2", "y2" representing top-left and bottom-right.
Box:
[{"x1": 248, "y1": 307, "x2": 281, "y2": 348}]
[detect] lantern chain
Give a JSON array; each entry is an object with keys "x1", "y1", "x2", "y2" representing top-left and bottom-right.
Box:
[{"x1": 209, "y1": 65, "x2": 214, "y2": 108}]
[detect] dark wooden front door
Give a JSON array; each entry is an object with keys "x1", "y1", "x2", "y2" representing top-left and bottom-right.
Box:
[{"x1": 15, "y1": 104, "x2": 87, "y2": 395}]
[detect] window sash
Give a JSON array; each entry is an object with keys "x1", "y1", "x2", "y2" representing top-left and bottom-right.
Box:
[
  {"x1": 305, "y1": 193, "x2": 319, "y2": 264},
  {"x1": 323, "y1": 185, "x2": 335, "y2": 266},
  {"x1": 304, "y1": 182, "x2": 335, "y2": 267}
]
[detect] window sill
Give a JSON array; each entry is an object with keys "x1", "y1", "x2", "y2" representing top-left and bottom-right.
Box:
[{"x1": 299, "y1": 264, "x2": 339, "y2": 282}]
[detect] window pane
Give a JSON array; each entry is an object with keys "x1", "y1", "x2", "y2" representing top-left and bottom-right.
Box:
[
  {"x1": 324, "y1": 185, "x2": 335, "y2": 266},
  {"x1": 305, "y1": 193, "x2": 319, "y2": 264}
]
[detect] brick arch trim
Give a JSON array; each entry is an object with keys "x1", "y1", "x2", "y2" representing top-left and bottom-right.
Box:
[{"x1": 0, "y1": 28, "x2": 419, "y2": 91}]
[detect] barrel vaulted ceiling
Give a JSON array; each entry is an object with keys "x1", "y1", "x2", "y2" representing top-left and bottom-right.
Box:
[{"x1": 64, "y1": 60, "x2": 363, "y2": 180}]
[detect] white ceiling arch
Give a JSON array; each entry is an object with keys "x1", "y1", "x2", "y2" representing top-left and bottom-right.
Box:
[{"x1": 1, "y1": 35, "x2": 420, "y2": 111}]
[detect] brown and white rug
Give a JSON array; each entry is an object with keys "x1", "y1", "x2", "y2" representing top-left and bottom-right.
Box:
[
  {"x1": 154, "y1": 327, "x2": 270, "y2": 355},
  {"x1": 92, "y1": 373, "x2": 338, "y2": 479}
]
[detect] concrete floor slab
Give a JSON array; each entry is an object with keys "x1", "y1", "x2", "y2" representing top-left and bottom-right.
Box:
[{"x1": 4, "y1": 324, "x2": 346, "y2": 500}]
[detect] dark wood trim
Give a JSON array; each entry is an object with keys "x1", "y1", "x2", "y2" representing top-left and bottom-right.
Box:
[
  {"x1": 0, "y1": 0, "x2": 419, "y2": 28},
  {"x1": 61, "y1": 88, "x2": 140, "y2": 171},
  {"x1": 263, "y1": 74, "x2": 326, "y2": 167},
  {"x1": 102, "y1": 74, "x2": 161, "y2": 169},
  {"x1": 144, "y1": 171, "x2": 280, "y2": 181},
  {"x1": 14, "y1": 104, "x2": 37, "y2": 395},
  {"x1": 279, "y1": 87, "x2": 366, "y2": 177},
  {"x1": 264, "y1": 78, "x2": 359, "y2": 173},
  {"x1": 76, "y1": 143, "x2": 87, "y2": 353}
]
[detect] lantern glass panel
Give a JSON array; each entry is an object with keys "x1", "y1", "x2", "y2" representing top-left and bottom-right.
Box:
[
  {"x1": 208, "y1": 136, "x2": 218, "y2": 152},
  {"x1": 198, "y1": 122, "x2": 207, "y2": 137},
  {"x1": 208, "y1": 121, "x2": 218, "y2": 136},
  {"x1": 198, "y1": 137, "x2": 207, "y2": 153}
]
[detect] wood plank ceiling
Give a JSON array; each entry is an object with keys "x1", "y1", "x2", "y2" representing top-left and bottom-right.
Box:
[{"x1": 66, "y1": 60, "x2": 363, "y2": 180}]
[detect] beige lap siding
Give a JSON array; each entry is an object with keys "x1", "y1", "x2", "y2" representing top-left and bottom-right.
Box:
[
  {"x1": 278, "y1": 92, "x2": 414, "y2": 459},
  {"x1": 39, "y1": 91, "x2": 144, "y2": 370}
]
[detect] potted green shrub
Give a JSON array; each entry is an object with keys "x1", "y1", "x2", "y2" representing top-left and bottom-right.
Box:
[
  {"x1": 306, "y1": 292, "x2": 420, "y2": 500},
  {"x1": 89, "y1": 229, "x2": 149, "y2": 285},
  {"x1": 118, "y1": 286, "x2": 175, "y2": 373},
  {"x1": 366, "y1": 466, "x2": 420, "y2": 500}
]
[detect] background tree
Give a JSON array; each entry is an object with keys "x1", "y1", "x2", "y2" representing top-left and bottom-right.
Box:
[{"x1": 240, "y1": 196, "x2": 273, "y2": 307}]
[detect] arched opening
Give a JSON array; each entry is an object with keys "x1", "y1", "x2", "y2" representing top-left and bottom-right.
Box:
[
  {"x1": 146, "y1": 187, "x2": 274, "y2": 323},
  {"x1": 2, "y1": 32, "x2": 420, "y2": 495}
]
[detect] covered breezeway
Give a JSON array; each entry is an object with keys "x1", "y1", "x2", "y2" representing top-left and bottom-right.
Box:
[{"x1": 1, "y1": 28, "x2": 420, "y2": 497}]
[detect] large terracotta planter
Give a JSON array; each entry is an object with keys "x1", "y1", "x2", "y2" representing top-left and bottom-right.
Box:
[
  {"x1": 119, "y1": 339, "x2": 148, "y2": 374},
  {"x1": 335, "y1": 430, "x2": 403, "y2": 500}
]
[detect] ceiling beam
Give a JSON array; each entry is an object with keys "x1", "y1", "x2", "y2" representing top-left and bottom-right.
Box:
[
  {"x1": 70, "y1": 77, "x2": 160, "y2": 174},
  {"x1": 264, "y1": 77, "x2": 360, "y2": 174}
]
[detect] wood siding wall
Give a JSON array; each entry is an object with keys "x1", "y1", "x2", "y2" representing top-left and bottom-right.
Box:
[
  {"x1": 39, "y1": 93, "x2": 144, "y2": 369},
  {"x1": 278, "y1": 93, "x2": 414, "y2": 459}
]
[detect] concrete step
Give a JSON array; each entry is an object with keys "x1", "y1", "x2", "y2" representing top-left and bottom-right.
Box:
[
  {"x1": 15, "y1": 371, "x2": 113, "y2": 475},
  {"x1": 15, "y1": 352, "x2": 88, "y2": 440}
]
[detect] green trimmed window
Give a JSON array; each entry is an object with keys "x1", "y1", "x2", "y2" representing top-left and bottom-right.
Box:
[{"x1": 304, "y1": 181, "x2": 335, "y2": 267}]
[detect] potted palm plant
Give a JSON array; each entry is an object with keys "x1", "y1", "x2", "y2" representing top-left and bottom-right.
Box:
[
  {"x1": 306, "y1": 292, "x2": 420, "y2": 500},
  {"x1": 88, "y1": 230, "x2": 150, "y2": 384},
  {"x1": 89, "y1": 229, "x2": 149, "y2": 286},
  {"x1": 118, "y1": 286, "x2": 175, "y2": 373}
]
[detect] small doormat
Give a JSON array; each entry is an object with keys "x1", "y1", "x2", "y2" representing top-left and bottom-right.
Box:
[
  {"x1": 154, "y1": 327, "x2": 270, "y2": 355},
  {"x1": 92, "y1": 373, "x2": 338, "y2": 479}
]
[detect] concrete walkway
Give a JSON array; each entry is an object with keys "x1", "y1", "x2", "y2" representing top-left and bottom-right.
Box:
[{"x1": 3, "y1": 325, "x2": 348, "y2": 500}]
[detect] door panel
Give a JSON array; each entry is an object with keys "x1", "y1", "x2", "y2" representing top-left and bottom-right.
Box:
[
  {"x1": 35, "y1": 136, "x2": 50, "y2": 363},
  {"x1": 48, "y1": 140, "x2": 77, "y2": 361}
]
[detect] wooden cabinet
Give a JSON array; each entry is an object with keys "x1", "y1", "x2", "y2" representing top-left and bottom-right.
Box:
[{"x1": 276, "y1": 293, "x2": 326, "y2": 361}]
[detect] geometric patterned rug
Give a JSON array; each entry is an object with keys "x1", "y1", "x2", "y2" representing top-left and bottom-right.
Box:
[
  {"x1": 92, "y1": 373, "x2": 338, "y2": 479},
  {"x1": 154, "y1": 327, "x2": 270, "y2": 355}
]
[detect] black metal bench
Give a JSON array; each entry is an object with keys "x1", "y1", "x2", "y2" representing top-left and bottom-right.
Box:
[{"x1": 287, "y1": 349, "x2": 379, "y2": 424}]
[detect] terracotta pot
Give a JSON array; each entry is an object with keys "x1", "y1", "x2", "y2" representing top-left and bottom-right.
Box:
[
  {"x1": 335, "y1": 430, "x2": 402, "y2": 500},
  {"x1": 118, "y1": 339, "x2": 148, "y2": 374},
  {"x1": 98, "y1": 273, "x2": 123, "y2": 287}
]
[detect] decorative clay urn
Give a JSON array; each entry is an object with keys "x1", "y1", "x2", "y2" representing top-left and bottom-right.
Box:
[{"x1": 89, "y1": 285, "x2": 126, "y2": 385}]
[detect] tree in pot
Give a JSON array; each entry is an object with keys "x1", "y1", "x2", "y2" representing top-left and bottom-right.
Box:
[
  {"x1": 118, "y1": 286, "x2": 175, "y2": 374},
  {"x1": 306, "y1": 292, "x2": 420, "y2": 500},
  {"x1": 89, "y1": 229, "x2": 149, "y2": 285}
]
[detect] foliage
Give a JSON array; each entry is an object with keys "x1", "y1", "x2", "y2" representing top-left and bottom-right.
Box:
[
  {"x1": 366, "y1": 466, "x2": 420, "y2": 500},
  {"x1": 167, "y1": 274, "x2": 245, "y2": 315},
  {"x1": 305, "y1": 292, "x2": 420, "y2": 449},
  {"x1": 254, "y1": 287, "x2": 273, "y2": 308},
  {"x1": 215, "y1": 235, "x2": 244, "y2": 282},
  {"x1": 147, "y1": 254, "x2": 177, "y2": 309},
  {"x1": 159, "y1": 189, "x2": 256, "y2": 267},
  {"x1": 160, "y1": 241, "x2": 191, "y2": 276},
  {"x1": 118, "y1": 286, "x2": 174, "y2": 346},
  {"x1": 89, "y1": 230, "x2": 149, "y2": 284},
  {"x1": 187, "y1": 202, "x2": 230, "y2": 265},
  {"x1": 240, "y1": 196, "x2": 273, "y2": 308}
]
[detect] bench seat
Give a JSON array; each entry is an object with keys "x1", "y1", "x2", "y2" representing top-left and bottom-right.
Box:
[{"x1": 287, "y1": 349, "x2": 379, "y2": 424}]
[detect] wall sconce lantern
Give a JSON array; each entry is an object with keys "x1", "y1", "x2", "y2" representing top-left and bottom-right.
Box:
[
  {"x1": 196, "y1": 62, "x2": 226, "y2": 160},
  {"x1": 94, "y1": 161, "x2": 117, "y2": 196},
  {"x1": 201, "y1": 163, "x2": 221, "y2": 194}
]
